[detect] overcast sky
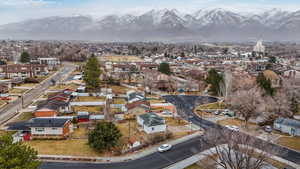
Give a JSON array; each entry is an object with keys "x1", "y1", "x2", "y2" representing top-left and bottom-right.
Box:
[{"x1": 0, "y1": 0, "x2": 300, "y2": 25}]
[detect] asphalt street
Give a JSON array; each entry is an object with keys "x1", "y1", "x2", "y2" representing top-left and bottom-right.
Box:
[
  {"x1": 0, "y1": 63, "x2": 76, "y2": 125},
  {"x1": 40, "y1": 95, "x2": 300, "y2": 169}
]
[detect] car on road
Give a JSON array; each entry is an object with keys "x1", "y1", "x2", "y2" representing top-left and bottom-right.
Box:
[
  {"x1": 158, "y1": 144, "x2": 172, "y2": 152},
  {"x1": 225, "y1": 125, "x2": 239, "y2": 132},
  {"x1": 264, "y1": 125, "x2": 272, "y2": 133}
]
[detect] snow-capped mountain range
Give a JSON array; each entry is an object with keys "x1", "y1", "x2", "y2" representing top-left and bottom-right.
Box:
[{"x1": 0, "y1": 8, "x2": 299, "y2": 42}]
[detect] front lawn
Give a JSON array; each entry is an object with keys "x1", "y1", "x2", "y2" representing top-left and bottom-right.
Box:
[
  {"x1": 185, "y1": 164, "x2": 204, "y2": 169},
  {"x1": 25, "y1": 139, "x2": 102, "y2": 157},
  {"x1": 13, "y1": 111, "x2": 33, "y2": 122},
  {"x1": 74, "y1": 96, "x2": 106, "y2": 102},
  {"x1": 165, "y1": 117, "x2": 189, "y2": 126},
  {"x1": 9, "y1": 88, "x2": 28, "y2": 94},
  {"x1": 197, "y1": 102, "x2": 225, "y2": 110},
  {"x1": 72, "y1": 106, "x2": 103, "y2": 114},
  {"x1": 276, "y1": 136, "x2": 300, "y2": 152},
  {"x1": 113, "y1": 98, "x2": 126, "y2": 104},
  {"x1": 111, "y1": 85, "x2": 130, "y2": 94}
]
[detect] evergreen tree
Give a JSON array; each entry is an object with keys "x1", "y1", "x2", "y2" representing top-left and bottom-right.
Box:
[
  {"x1": 0, "y1": 134, "x2": 40, "y2": 169},
  {"x1": 20, "y1": 51, "x2": 30, "y2": 63},
  {"x1": 88, "y1": 122, "x2": 122, "y2": 152},
  {"x1": 205, "y1": 69, "x2": 224, "y2": 96},
  {"x1": 256, "y1": 73, "x2": 275, "y2": 96},
  {"x1": 290, "y1": 96, "x2": 299, "y2": 114},
  {"x1": 158, "y1": 62, "x2": 171, "y2": 75},
  {"x1": 84, "y1": 54, "x2": 101, "y2": 91}
]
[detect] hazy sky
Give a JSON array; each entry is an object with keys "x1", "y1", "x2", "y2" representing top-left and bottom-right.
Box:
[{"x1": 0, "y1": 0, "x2": 300, "y2": 25}]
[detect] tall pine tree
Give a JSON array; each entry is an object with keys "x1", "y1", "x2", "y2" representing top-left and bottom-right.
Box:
[
  {"x1": 84, "y1": 54, "x2": 101, "y2": 91},
  {"x1": 205, "y1": 69, "x2": 224, "y2": 96},
  {"x1": 20, "y1": 51, "x2": 30, "y2": 63}
]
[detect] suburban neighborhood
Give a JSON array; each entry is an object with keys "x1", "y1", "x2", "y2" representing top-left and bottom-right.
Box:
[{"x1": 0, "y1": 19, "x2": 299, "y2": 169}]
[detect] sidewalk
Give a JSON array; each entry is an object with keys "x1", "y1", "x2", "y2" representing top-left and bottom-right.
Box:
[
  {"x1": 165, "y1": 144, "x2": 300, "y2": 169},
  {"x1": 38, "y1": 131, "x2": 203, "y2": 163}
]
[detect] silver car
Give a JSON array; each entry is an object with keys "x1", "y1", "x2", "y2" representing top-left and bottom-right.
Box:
[{"x1": 158, "y1": 144, "x2": 172, "y2": 152}]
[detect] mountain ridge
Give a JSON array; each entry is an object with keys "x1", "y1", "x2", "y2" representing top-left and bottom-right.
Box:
[{"x1": 0, "y1": 8, "x2": 299, "y2": 42}]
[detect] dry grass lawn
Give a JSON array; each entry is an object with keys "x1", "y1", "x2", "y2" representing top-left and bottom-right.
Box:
[
  {"x1": 165, "y1": 117, "x2": 189, "y2": 126},
  {"x1": 116, "y1": 120, "x2": 146, "y2": 144},
  {"x1": 111, "y1": 85, "x2": 130, "y2": 94},
  {"x1": 197, "y1": 102, "x2": 225, "y2": 110},
  {"x1": 50, "y1": 83, "x2": 79, "y2": 91},
  {"x1": 184, "y1": 164, "x2": 204, "y2": 169},
  {"x1": 73, "y1": 106, "x2": 103, "y2": 114},
  {"x1": 20, "y1": 83, "x2": 38, "y2": 88},
  {"x1": 75, "y1": 96, "x2": 106, "y2": 102},
  {"x1": 113, "y1": 98, "x2": 126, "y2": 104},
  {"x1": 195, "y1": 111, "x2": 214, "y2": 118},
  {"x1": 276, "y1": 136, "x2": 300, "y2": 152},
  {"x1": 70, "y1": 127, "x2": 89, "y2": 139},
  {"x1": 99, "y1": 55, "x2": 143, "y2": 62},
  {"x1": 149, "y1": 99, "x2": 166, "y2": 104},
  {"x1": 0, "y1": 100, "x2": 7, "y2": 107},
  {"x1": 25, "y1": 139, "x2": 103, "y2": 156},
  {"x1": 9, "y1": 88, "x2": 28, "y2": 94},
  {"x1": 13, "y1": 112, "x2": 33, "y2": 122}
]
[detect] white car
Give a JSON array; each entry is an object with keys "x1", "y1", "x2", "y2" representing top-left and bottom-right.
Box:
[
  {"x1": 225, "y1": 125, "x2": 239, "y2": 132},
  {"x1": 158, "y1": 144, "x2": 172, "y2": 152}
]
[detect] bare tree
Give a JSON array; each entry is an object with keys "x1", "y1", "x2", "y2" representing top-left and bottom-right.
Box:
[
  {"x1": 201, "y1": 129, "x2": 280, "y2": 169},
  {"x1": 227, "y1": 87, "x2": 263, "y2": 128},
  {"x1": 270, "y1": 89, "x2": 292, "y2": 117},
  {"x1": 219, "y1": 70, "x2": 233, "y2": 101}
]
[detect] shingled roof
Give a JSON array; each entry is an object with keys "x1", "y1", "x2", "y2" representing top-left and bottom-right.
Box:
[{"x1": 139, "y1": 112, "x2": 165, "y2": 127}]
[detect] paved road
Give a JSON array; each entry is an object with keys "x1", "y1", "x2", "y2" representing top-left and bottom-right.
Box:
[
  {"x1": 42, "y1": 137, "x2": 204, "y2": 169},
  {"x1": 0, "y1": 63, "x2": 76, "y2": 125},
  {"x1": 163, "y1": 95, "x2": 300, "y2": 165},
  {"x1": 40, "y1": 95, "x2": 300, "y2": 169}
]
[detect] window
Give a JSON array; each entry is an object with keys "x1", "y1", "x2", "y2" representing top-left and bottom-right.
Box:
[
  {"x1": 35, "y1": 128, "x2": 44, "y2": 132},
  {"x1": 52, "y1": 128, "x2": 58, "y2": 130}
]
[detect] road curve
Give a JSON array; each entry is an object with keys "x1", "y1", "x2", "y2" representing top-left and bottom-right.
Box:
[{"x1": 41, "y1": 95, "x2": 300, "y2": 169}]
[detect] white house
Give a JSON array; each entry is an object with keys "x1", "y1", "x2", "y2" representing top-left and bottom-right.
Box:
[
  {"x1": 137, "y1": 112, "x2": 166, "y2": 134},
  {"x1": 30, "y1": 118, "x2": 73, "y2": 138},
  {"x1": 274, "y1": 118, "x2": 300, "y2": 136}
]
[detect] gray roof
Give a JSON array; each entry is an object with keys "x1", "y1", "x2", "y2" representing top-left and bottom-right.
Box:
[
  {"x1": 7, "y1": 118, "x2": 70, "y2": 131},
  {"x1": 139, "y1": 112, "x2": 165, "y2": 127},
  {"x1": 274, "y1": 118, "x2": 300, "y2": 129},
  {"x1": 28, "y1": 118, "x2": 70, "y2": 128}
]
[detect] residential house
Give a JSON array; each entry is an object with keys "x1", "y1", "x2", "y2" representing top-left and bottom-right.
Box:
[
  {"x1": 34, "y1": 108, "x2": 58, "y2": 118},
  {"x1": 137, "y1": 112, "x2": 166, "y2": 134},
  {"x1": 274, "y1": 118, "x2": 300, "y2": 136},
  {"x1": 0, "y1": 83, "x2": 9, "y2": 94},
  {"x1": 127, "y1": 90, "x2": 145, "y2": 103},
  {"x1": 0, "y1": 64, "x2": 48, "y2": 78},
  {"x1": 125, "y1": 100, "x2": 150, "y2": 115},
  {"x1": 8, "y1": 117, "x2": 73, "y2": 139}
]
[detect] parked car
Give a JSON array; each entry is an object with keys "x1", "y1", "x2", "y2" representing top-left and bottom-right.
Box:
[
  {"x1": 264, "y1": 125, "x2": 272, "y2": 133},
  {"x1": 214, "y1": 110, "x2": 221, "y2": 115},
  {"x1": 158, "y1": 144, "x2": 172, "y2": 152},
  {"x1": 223, "y1": 109, "x2": 235, "y2": 117},
  {"x1": 225, "y1": 125, "x2": 239, "y2": 132}
]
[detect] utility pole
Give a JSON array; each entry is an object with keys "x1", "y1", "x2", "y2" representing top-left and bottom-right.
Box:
[
  {"x1": 21, "y1": 94, "x2": 24, "y2": 108},
  {"x1": 128, "y1": 119, "x2": 131, "y2": 142}
]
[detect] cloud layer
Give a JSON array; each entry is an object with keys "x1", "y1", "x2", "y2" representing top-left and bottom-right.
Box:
[{"x1": 0, "y1": 0, "x2": 300, "y2": 25}]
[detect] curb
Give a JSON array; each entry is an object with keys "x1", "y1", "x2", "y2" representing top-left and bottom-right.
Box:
[
  {"x1": 37, "y1": 132, "x2": 203, "y2": 163},
  {"x1": 164, "y1": 144, "x2": 300, "y2": 169}
]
